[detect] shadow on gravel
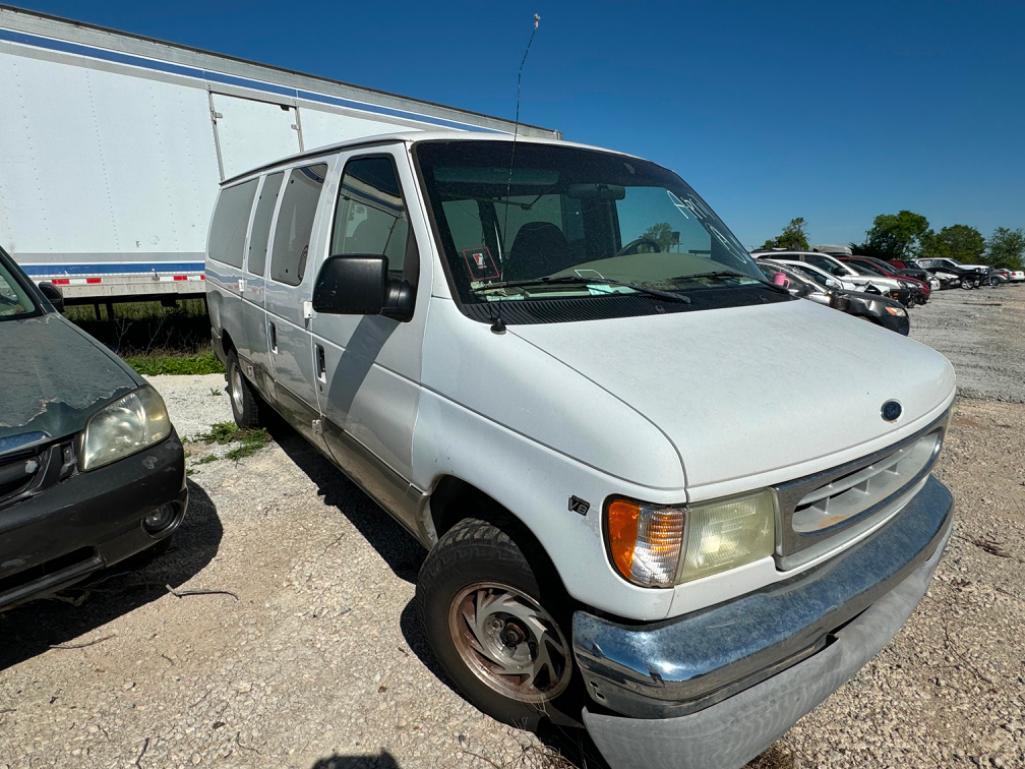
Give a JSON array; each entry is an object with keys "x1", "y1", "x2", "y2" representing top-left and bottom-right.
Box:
[
  {"x1": 0, "y1": 479, "x2": 222, "y2": 670},
  {"x1": 267, "y1": 416, "x2": 425, "y2": 583},
  {"x1": 311, "y1": 751, "x2": 401, "y2": 768}
]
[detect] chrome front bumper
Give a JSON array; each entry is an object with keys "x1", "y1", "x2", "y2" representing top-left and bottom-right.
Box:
[{"x1": 573, "y1": 474, "x2": 953, "y2": 721}]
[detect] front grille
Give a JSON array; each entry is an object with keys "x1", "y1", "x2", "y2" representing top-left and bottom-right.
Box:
[
  {"x1": 0, "y1": 450, "x2": 43, "y2": 504},
  {"x1": 773, "y1": 413, "x2": 947, "y2": 570},
  {"x1": 0, "y1": 439, "x2": 77, "y2": 509}
]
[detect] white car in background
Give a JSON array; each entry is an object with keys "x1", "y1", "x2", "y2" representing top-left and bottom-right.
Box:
[
  {"x1": 751, "y1": 250, "x2": 911, "y2": 302},
  {"x1": 772, "y1": 259, "x2": 857, "y2": 291}
]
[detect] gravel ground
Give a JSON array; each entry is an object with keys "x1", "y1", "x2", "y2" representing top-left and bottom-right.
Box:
[
  {"x1": 909, "y1": 283, "x2": 1025, "y2": 403},
  {"x1": 1, "y1": 292, "x2": 1023, "y2": 769},
  {"x1": 145, "y1": 374, "x2": 232, "y2": 440}
]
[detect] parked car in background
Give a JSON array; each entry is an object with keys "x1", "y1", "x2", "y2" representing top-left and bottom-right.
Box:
[
  {"x1": 207, "y1": 131, "x2": 956, "y2": 769},
  {"x1": 758, "y1": 259, "x2": 909, "y2": 334},
  {"x1": 751, "y1": 250, "x2": 913, "y2": 305},
  {"x1": 1008, "y1": 269, "x2": 1025, "y2": 282},
  {"x1": 893, "y1": 259, "x2": 961, "y2": 290},
  {"x1": 838, "y1": 256, "x2": 930, "y2": 304},
  {"x1": 0, "y1": 247, "x2": 186, "y2": 612},
  {"x1": 775, "y1": 259, "x2": 859, "y2": 292},
  {"x1": 887, "y1": 263, "x2": 941, "y2": 292},
  {"x1": 991, "y1": 269, "x2": 1011, "y2": 285},
  {"x1": 916, "y1": 258, "x2": 989, "y2": 289}
]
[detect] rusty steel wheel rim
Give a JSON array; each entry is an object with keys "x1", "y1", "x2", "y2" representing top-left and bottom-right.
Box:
[{"x1": 448, "y1": 582, "x2": 572, "y2": 704}]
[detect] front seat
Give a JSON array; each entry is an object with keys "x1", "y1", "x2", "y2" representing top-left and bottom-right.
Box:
[{"x1": 504, "y1": 222, "x2": 573, "y2": 282}]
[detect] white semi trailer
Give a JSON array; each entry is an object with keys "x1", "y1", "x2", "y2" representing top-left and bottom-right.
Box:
[{"x1": 0, "y1": 6, "x2": 558, "y2": 302}]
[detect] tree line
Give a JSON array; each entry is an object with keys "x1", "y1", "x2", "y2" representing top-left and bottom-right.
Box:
[{"x1": 759, "y1": 213, "x2": 1025, "y2": 269}]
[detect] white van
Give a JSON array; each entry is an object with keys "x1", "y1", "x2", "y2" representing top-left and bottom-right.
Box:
[{"x1": 206, "y1": 131, "x2": 955, "y2": 769}]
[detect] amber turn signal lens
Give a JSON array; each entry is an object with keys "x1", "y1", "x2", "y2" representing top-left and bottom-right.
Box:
[
  {"x1": 606, "y1": 498, "x2": 640, "y2": 580},
  {"x1": 605, "y1": 498, "x2": 685, "y2": 588}
]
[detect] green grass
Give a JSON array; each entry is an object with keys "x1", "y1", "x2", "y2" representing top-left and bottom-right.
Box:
[
  {"x1": 193, "y1": 422, "x2": 271, "y2": 461},
  {"x1": 124, "y1": 350, "x2": 224, "y2": 376}
]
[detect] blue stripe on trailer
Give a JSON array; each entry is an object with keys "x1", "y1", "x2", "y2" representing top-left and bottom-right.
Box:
[
  {"x1": 0, "y1": 29, "x2": 499, "y2": 133},
  {"x1": 20, "y1": 262, "x2": 205, "y2": 276}
]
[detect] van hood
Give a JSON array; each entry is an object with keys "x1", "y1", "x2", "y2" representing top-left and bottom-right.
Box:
[
  {"x1": 0, "y1": 314, "x2": 140, "y2": 452},
  {"x1": 509, "y1": 298, "x2": 955, "y2": 489}
]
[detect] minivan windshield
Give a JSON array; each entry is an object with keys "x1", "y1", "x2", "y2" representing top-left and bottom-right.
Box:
[
  {"x1": 415, "y1": 141, "x2": 768, "y2": 312},
  {"x1": 0, "y1": 253, "x2": 37, "y2": 321}
]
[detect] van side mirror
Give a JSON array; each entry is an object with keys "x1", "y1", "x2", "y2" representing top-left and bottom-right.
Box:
[
  {"x1": 312, "y1": 254, "x2": 413, "y2": 321},
  {"x1": 38, "y1": 281, "x2": 65, "y2": 312}
]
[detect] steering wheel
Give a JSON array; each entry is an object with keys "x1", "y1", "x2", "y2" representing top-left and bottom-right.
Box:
[{"x1": 617, "y1": 236, "x2": 662, "y2": 256}]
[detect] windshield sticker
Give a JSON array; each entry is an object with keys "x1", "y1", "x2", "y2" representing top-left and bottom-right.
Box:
[{"x1": 461, "y1": 245, "x2": 500, "y2": 281}]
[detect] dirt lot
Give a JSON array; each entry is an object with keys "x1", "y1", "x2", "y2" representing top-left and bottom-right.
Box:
[
  {"x1": 909, "y1": 283, "x2": 1025, "y2": 403},
  {"x1": 1, "y1": 287, "x2": 1023, "y2": 769}
]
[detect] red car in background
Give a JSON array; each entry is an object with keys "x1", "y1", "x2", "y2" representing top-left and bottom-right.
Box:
[{"x1": 838, "y1": 255, "x2": 931, "y2": 304}]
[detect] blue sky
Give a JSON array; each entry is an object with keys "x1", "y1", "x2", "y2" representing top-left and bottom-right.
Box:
[{"x1": 12, "y1": 0, "x2": 1025, "y2": 248}]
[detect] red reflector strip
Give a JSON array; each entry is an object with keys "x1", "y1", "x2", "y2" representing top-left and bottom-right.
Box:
[
  {"x1": 173, "y1": 275, "x2": 188, "y2": 281},
  {"x1": 86, "y1": 277, "x2": 102, "y2": 284},
  {"x1": 51, "y1": 278, "x2": 70, "y2": 285}
]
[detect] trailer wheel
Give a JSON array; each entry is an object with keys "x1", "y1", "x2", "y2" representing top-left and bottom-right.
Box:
[
  {"x1": 227, "y1": 351, "x2": 263, "y2": 428},
  {"x1": 417, "y1": 517, "x2": 577, "y2": 730}
]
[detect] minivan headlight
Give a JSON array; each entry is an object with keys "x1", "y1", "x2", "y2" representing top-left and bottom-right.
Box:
[
  {"x1": 79, "y1": 386, "x2": 172, "y2": 471},
  {"x1": 605, "y1": 490, "x2": 775, "y2": 588}
]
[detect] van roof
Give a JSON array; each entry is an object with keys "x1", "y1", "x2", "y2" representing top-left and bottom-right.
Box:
[{"x1": 221, "y1": 129, "x2": 640, "y2": 186}]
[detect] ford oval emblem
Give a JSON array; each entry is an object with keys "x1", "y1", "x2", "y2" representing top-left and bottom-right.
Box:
[{"x1": 881, "y1": 400, "x2": 902, "y2": 422}]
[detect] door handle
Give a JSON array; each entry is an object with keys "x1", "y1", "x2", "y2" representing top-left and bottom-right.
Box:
[
  {"x1": 269, "y1": 321, "x2": 278, "y2": 353},
  {"x1": 315, "y1": 344, "x2": 326, "y2": 382}
]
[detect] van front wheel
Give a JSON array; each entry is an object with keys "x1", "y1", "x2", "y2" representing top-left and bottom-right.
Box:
[
  {"x1": 227, "y1": 351, "x2": 262, "y2": 428},
  {"x1": 416, "y1": 518, "x2": 575, "y2": 730}
]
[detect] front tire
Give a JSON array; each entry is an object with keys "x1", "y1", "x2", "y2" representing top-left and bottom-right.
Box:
[
  {"x1": 960, "y1": 277, "x2": 973, "y2": 290},
  {"x1": 227, "y1": 351, "x2": 263, "y2": 428},
  {"x1": 416, "y1": 517, "x2": 576, "y2": 730}
]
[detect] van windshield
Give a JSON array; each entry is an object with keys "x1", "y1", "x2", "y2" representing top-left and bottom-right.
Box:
[
  {"x1": 415, "y1": 141, "x2": 769, "y2": 315},
  {"x1": 0, "y1": 254, "x2": 37, "y2": 321}
]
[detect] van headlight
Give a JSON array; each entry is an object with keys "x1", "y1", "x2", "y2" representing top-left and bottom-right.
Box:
[
  {"x1": 605, "y1": 490, "x2": 776, "y2": 588},
  {"x1": 79, "y1": 386, "x2": 172, "y2": 471}
]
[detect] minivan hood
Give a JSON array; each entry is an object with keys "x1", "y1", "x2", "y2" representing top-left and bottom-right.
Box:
[
  {"x1": 0, "y1": 313, "x2": 140, "y2": 450},
  {"x1": 510, "y1": 298, "x2": 955, "y2": 489}
]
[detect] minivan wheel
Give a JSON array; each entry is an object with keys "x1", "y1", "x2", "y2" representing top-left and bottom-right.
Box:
[
  {"x1": 417, "y1": 517, "x2": 576, "y2": 729},
  {"x1": 227, "y1": 351, "x2": 262, "y2": 428}
]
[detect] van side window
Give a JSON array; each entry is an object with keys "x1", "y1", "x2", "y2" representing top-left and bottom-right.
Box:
[
  {"x1": 208, "y1": 179, "x2": 257, "y2": 268},
  {"x1": 331, "y1": 156, "x2": 410, "y2": 275},
  {"x1": 270, "y1": 163, "x2": 327, "y2": 286},
  {"x1": 247, "y1": 171, "x2": 284, "y2": 277}
]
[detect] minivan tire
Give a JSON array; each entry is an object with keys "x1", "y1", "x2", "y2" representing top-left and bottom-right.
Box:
[
  {"x1": 416, "y1": 517, "x2": 577, "y2": 730},
  {"x1": 227, "y1": 351, "x2": 262, "y2": 428}
]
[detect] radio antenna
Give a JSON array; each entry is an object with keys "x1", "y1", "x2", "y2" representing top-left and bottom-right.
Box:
[
  {"x1": 513, "y1": 13, "x2": 540, "y2": 142},
  {"x1": 502, "y1": 13, "x2": 541, "y2": 259}
]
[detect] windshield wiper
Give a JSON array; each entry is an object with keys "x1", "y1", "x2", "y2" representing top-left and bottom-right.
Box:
[{"x1": 477, "y1": 275, "x2": 691, "y2": 304}]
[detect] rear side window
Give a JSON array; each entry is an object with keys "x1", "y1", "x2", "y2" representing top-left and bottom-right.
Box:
[
  {"x1": 331, "y1": 156, "x2": 410, "y2": 275},
  {"x1": 807, "y1": 254, "x2": 844, "y2": 276},
  {"x1": 208, "y1": 179, "x2": 258, "y2": 268},
  {"x1": 270, "y1": 163, "x2": 328, "y2": 286},
  {"x1": 247, "y1": 172, "x2": 284, "y2": 277}
]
